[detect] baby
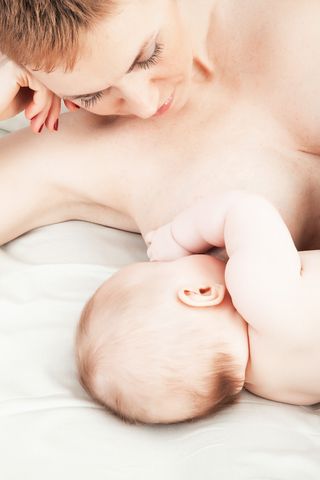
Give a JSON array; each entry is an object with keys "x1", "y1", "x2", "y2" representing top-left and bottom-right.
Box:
[{"x1": 77, "y1": 191, "x2": 320, "y2": 424}]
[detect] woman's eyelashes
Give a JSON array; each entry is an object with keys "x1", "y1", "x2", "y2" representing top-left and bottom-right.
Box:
[
  {"x1": 80, "y1": 42, "x2": 164, "y2": 108},
  {"x1": 80, "y1": 91, "x2": 104, "y2": 109},
  {"x1": 135, "y1": 42, "x2": 163, "y2": 70}
]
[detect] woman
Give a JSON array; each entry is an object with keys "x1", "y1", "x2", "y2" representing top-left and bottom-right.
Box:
[
  {"x1": 0, "y1": 0, "x2": 319, "y2": 250},
  {"x1": 0, "y1": 1, "x2": 212, "y2": 130}
]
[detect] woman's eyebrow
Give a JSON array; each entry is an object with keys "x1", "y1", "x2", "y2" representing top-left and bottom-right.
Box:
[{"x1": 61, "y1": 35, "x2": 154, "y2": 99}]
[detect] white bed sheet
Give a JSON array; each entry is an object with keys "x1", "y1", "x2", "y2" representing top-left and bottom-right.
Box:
[{"x1": 0, "y1": 118, "x2": 319, "y2": 480}]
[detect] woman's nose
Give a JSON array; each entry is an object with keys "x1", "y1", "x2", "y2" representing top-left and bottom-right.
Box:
[{"x1": 116, "y1": 76, "x2": 160, "y2": 118}]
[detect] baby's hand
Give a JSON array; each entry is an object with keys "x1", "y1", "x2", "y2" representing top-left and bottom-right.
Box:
[
  {"x1": 0, "y1": 55, "x2": 61, "y2": 133},
  {"x1": 145, "y1": 224, "x2": 191, "y2": 261}
]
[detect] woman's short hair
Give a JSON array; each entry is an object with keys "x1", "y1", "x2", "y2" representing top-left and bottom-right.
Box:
[{"x1": 0, "y1": 0, "x2": 115, "y2": 71}]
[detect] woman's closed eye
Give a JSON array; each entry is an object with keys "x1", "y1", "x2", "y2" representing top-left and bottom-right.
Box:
[
  {"x1": 80, "y1": 91, "x2": 104, "y2": 109},
  {"x1": 134, "y1": 42, "x2": 163, "y2": 71},
  {"x1": 79, "y1": 42, "x2": 164, "y2": 108}
]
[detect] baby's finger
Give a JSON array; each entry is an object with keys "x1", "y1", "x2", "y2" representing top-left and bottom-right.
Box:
[
  {"x1": 144, "y1": 230, "x2": 155, "y2": 247},
  {"x1": 148, "y1": 241, "x2": 190, "y2": 262},
  {"x1": 147, "y1": 225, "x2": 190, "y2": 261}
]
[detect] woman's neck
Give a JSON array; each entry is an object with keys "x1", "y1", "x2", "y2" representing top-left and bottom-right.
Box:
[{"x1": 179, "y1": 0, "x2": 217, "y2": 80}]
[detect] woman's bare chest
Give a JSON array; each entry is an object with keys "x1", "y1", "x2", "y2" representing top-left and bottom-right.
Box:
[
  {"x1": 209, "y1": 0, "x2": 320, "y2": 153},
  {"x1": 130, "y1": 101, "x2": 312, "y2": 240}
]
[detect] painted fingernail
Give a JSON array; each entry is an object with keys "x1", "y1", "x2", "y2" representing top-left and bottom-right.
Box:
[
  {"x1": 54, "y1": 119, "x2": 59, "y2": 131},
  {"x1": 38, "y1": 124, "x2": 44, "y2": 133}
]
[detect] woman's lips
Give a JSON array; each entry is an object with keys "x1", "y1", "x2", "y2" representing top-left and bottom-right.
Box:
[{"x1": 154, "y1": 93, "x2": 174, "y2": 116}]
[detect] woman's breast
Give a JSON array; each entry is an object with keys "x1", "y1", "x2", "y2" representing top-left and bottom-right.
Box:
[{"x1": 132, "y1": 105, "x2": 298, "y2": 236}]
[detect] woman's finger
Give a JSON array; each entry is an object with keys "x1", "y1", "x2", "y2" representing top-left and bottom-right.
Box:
[
  {"x1": 45, "y1": 95, "x2": 61, "y2": 131},
  {"x1": 64, "y1": 99, "x2": 81, "y2": 112},
  {"x1": 24, "y1": 87, "x2": 51, "y2": 120},
  {"x1": 29, "y1": 104, "x2": 51, "y2": 134}
]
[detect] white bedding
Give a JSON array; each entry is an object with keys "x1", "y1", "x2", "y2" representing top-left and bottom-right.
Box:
[{"x1": 0, "y1": 118, "x2": 319, "y2": 480}]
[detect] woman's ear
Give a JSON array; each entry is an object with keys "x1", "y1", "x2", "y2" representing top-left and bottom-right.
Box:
[{"x1": 177, "y1": 284, "x2": 225, "y2": 307}]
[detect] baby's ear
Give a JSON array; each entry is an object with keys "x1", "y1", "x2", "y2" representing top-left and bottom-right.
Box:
[{"x1": 177, "y1": 284, "x2": 225, "y2": 307}]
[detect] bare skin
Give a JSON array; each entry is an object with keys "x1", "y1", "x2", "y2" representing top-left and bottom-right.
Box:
[
  {"x1": 147, "y1": 191, "x2": 320, "y2": 406},
  {"x1": 76, "y1": 193, "x2": 320, "y2": 425},
  {"x1": 0, "y1": 0, "x2": 320, "y2": 251}
]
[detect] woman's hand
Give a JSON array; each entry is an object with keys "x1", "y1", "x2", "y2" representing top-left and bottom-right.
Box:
[{"x1": 0, "y1": 54, "x2": 61, "y2": 133}]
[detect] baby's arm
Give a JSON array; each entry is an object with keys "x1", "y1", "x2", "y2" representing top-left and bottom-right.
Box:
[{"x1": 147, "y1": 191, "x2": 302, "y2": 329}]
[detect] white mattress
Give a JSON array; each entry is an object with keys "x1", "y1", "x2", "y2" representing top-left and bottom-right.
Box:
[{"x1": 0, "y1": 117, "x2": 319, "y2": 480}]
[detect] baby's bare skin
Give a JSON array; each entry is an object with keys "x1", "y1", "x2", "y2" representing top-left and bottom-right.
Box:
[
  {"x1": 0, "y1": 0, "x2": 320, "y2": 250},
  {"x1": 147, "y1": 191, "x2": 320, "y2": 405},
  {"x1": 76, "y1": 189, "x2": 320, "y2": 424}
]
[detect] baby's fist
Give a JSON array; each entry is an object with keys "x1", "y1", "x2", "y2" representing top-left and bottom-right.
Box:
[{"x1": 145, "y1": 224, "x2": 190, "y2": 261}]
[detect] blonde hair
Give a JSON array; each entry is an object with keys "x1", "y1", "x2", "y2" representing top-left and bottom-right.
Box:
[
  {"x1": 76, "y1": 279, "x2": 243, "y2": 424},
  {"x1": 0, "y1": 0, "x2": 115, "y2": 72}
]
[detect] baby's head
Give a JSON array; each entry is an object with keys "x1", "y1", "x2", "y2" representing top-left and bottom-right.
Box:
[{"x1": 76, "y1": 255, "x2": 249, "y2": 424}]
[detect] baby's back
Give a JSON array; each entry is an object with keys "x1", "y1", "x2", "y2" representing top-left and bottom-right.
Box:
[{"x1": 245, "y1": 251, "x2": 320, "y2": 405}]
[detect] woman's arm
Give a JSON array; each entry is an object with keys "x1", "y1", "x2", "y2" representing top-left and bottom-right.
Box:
[
  {"x1": 0, "y1": 131, "x2": 66, "y2": 246},
  {"x1": 0, "y1": 110, "x2": 142, "y2": 245}
]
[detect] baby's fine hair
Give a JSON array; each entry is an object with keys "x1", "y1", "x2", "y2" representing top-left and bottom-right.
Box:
[
  {"x1": 0, "y1": 0, "x2": 115, "y2": 71},
  {"x1": 76, "y1": 280, "x2": 243, "y2": 424}
]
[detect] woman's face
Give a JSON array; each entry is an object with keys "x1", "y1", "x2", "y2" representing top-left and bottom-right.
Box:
[{"x1": 31, "y1": 0, "x2": 194, "y2": 119}]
